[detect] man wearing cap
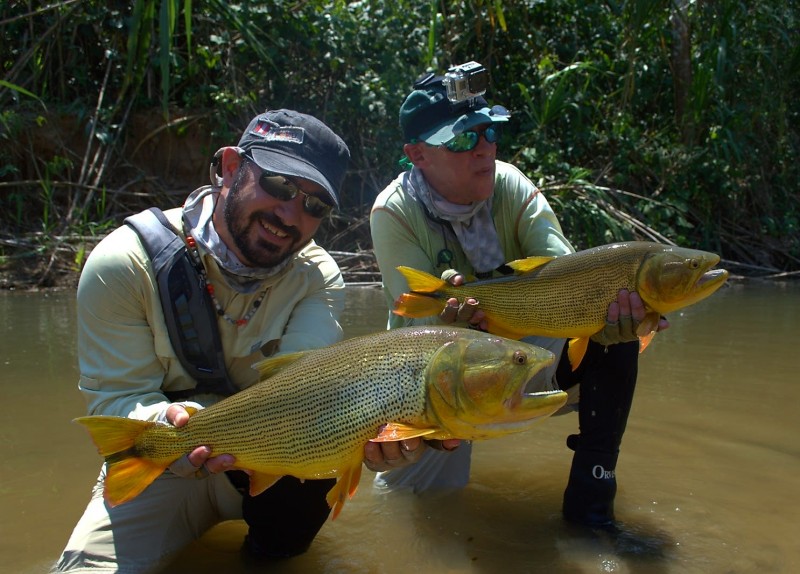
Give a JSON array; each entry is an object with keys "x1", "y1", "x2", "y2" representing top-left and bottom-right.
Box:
[
  {"x1": 368, "y1": 69, "x2": 668, "y2": 529},
  {"x1": 53, "y1": 110, "x2": 366, "y2": 572}
]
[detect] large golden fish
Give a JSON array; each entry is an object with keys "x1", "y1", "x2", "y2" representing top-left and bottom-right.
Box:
[
  {"x1": 393, "y1": 241, "x2": 728, "y2": 368},
  {"x1": 75, "y1": 326, "x2": 566, "y2": 519}
]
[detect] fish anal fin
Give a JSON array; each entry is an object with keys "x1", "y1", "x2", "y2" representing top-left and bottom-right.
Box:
[
  {"x1": 371, "y1": 423, "x2": 437, "y2": 442},
  {"x1": 506, "y1": 256, "x2": 554, "y2": 274},
  {"x1": 568, "y1": 337, "x2": 590, "y2": 371},
  {"x1": 252, "y1": 352, "x2": 307, "y2": 379},
  {"x1": 393, "y1": 293, "x2": 443, "y2": 318},
  {"x1": 396, "y1": 266, "x2": 446, "y2": 293},
  {"x1": 326, "y1": 458, "x2": 364, "y2": 521},
  {"x1": 248, "y1": 472, "x2": 283, "y2": 497}
]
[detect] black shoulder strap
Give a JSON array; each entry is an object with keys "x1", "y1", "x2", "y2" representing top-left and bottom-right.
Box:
[{"x1": 124, "y1": 207, "x2": 238, "y2": 399}]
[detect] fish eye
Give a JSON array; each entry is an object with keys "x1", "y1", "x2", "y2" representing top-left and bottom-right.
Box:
[
  {"x1": 688, "y1": 258, "x2": 700, "y2": 269},
  {"x1": 513, "y1": 351, "x2": 527, "y2": 365}
]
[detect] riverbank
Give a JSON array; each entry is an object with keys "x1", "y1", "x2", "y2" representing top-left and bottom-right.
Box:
[
  {"x1": 3, "y1": 242, "x2": 796, "y2": 293},
  {"x1": 0, "y1": 234, "x2": 383, "y2": 291}
]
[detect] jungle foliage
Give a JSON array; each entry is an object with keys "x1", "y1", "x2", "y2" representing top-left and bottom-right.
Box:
[{"x1": 1, "y1": 0, "x2": 798, "y2": 284}]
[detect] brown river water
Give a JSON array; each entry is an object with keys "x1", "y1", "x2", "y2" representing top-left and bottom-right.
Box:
[{"x1": 1, "y1": 280, "x2": 798, "y2": 573}]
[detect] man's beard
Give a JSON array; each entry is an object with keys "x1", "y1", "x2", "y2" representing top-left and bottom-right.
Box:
[{"x1": 223, "y1": 169, "x2": 303, "y2": 269}]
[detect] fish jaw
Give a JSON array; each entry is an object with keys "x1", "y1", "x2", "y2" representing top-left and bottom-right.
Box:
[
  {"x1": 424, "y1": 330, "x2": 567, "y2": 440},
  {"x1": 637, "y1": 246, "x2": 729, "y2": 314}
]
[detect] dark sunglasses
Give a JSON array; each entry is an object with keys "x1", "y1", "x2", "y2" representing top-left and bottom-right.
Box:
[
  {"x1": 443, "y1": 124, "x2": 501, "y2": 153},
  {"x1": 257, "y1": 172, "x2": 333, "y2": 218}
]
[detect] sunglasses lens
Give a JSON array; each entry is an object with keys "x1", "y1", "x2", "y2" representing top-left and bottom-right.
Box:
[
  {"x1": 259, "y1": 174, "x2": 297, "y2": 201},
  {"x1": 445, "y1": 131, "x2": 479, "y2": 152},
  {"x1": 484, "y1": 125, "x2": 499, "y2": 144},
  {"x1": 259, "y1": 173, "x2": 332, "y2": 218},
  {"x1": 443, "y1": 125, "x2": 501, "y2": 153},
  {"x1": 303, "y1": 196, "x2": 332, "y2": 218}
]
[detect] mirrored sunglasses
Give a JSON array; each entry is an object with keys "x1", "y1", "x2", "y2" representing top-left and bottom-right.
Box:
[
  {"x1": 443, "y1": 124, "x2": 501, "y2": 153},
  {"x1": 258, "y1": 172, "x2": 333, "y2": 218}
]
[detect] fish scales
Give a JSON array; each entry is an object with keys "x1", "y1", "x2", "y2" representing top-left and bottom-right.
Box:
[
  {"x1": 396, "y1": 241, "x2": 729, "y2": 340},
  {"x1": 468, "y1": 244, "x2": 647, "y2": 335},
  {"x1": 163, "y1": 330, "x2": 441, "y2": 475}
]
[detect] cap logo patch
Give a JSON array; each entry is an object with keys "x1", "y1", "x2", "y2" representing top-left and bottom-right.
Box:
[{"x1": 249, "y1": 119, "x2": 305, "y2": 144}]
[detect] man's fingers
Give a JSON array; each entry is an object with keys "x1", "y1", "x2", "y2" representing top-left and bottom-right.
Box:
[
  {"x1": 166, "y1": 404, "x2": 190, "y2": 427},
  {"x1": 456, "y1": 299, "x2": 479, "y2": 322},
  {"x1": 606, "y1": 300, "x2": 620, "y2": 323},
  {"x1": 628, "y1": 291, "x2": 646, "y2": 322},
  {"x1": 616, "y1": 289, "x2": 632, "y2": 318},
  {"x1": 439, "y1": 298, "x2": 460, "y2": 323},
  {"x1": 186, "y1": 445, "x2": 212, "y2": 468}
]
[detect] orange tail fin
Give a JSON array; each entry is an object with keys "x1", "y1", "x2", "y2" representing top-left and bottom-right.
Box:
[{"x1": 74, "y1": 416, "x2": 172, "y2": 507}]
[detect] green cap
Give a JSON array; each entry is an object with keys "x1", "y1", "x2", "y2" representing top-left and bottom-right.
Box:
[{"x1": 399, "y1": 77, "x2": 510, "y2": 145}]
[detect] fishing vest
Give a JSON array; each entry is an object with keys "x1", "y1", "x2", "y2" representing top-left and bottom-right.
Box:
[{"x1": 124, "y1": 207, "x2": 239, "y2": 400}]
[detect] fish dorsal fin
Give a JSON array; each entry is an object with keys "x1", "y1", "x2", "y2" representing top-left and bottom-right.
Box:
[
  {"x1": 506, "y1": 256, "x2": 554, "y2": 274},
  {"x1": 252, "y1": 352, "x2": 307, "y2": 379},
  {"x1": 371, "y1": 422, "x2": 438, "y2": 442}
]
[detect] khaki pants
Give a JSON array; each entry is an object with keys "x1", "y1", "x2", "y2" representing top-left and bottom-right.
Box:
[{"x1": 52, "y1": 464, "x2": 243, "y2": 573}]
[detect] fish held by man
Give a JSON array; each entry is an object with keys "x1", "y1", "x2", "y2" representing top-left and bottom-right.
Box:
[
  {"x1": 393, "y1": 241, "x2": 729, "y2": 369},
  {"x1": 74, "y1": 326, "x2": 566, "y2": 519}
]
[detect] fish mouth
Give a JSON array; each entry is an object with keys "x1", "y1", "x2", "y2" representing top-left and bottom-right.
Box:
[
  {"x1": 502, "y1": 389, "x2": 568, "y2": 426},
  {"x1": 697, "y1": 267, "x2": 728, "y2": 289}
]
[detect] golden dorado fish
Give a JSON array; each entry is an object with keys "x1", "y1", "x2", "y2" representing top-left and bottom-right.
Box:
[
  {"x1": 75, "y1": 326, "x2": 566, "y2": 519},
  {"x1": 394, "y1": 241, "x2": 728, "y2": 369}
]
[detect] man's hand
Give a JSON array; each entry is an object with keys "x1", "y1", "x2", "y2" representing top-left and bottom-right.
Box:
[
  {"x1": 165, "y1": 404, "x2": 238, "y2": 478},
  {"x1": 591, "y1": 289, "x2": 670, "y2": 346},
  {"x1": 435, "y1": 272, "x2": 488, "y2": 330},
  {"x1": 363, "y1": 438, "x2": 461, "y2": 472}
]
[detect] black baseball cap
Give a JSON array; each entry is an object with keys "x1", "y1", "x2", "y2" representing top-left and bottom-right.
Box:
[{"x1": 238, "y1": 110, "x2": 350, "y2": 207}]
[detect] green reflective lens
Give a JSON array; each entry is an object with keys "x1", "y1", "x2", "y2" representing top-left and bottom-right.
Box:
[{"x1": 443, "y1": 125, "x2": 500, "y2": 153}]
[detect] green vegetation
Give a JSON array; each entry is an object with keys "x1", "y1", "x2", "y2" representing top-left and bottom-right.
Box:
[{"x1": 1, "y1": 0, "x2": 798, "y2": 286}]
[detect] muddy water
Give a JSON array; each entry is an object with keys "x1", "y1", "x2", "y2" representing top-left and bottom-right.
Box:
[{"x1": 1, "y1": 281, "x2": 798, "y2": 573}]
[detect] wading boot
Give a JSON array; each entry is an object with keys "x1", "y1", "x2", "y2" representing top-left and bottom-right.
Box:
[{"x1": 562, "y1": 444, "x2": 619, "y2": 529}]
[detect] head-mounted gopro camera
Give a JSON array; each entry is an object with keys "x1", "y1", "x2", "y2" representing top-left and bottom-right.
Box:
[{"x1": 442, "y1": 61, "x2": 488, "y2": 104}]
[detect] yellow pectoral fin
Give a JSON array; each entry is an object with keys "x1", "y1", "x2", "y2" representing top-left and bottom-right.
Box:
[
  {"x1": 252, "y1": 352, "x2": 307, "y2": 379},
  {"x1": 638, "y1": 331, "x2": 657, "y2": 353},
  {"x1": 393, "y1": 293, "x2": 444, "y2": 318},
  {"x1": 326, "y1": 458, "x2": 364, "y2": 521},
  {"x1": 506, "y1": 256, "x2": 555, "y2": 274},
  {"x1": 636, "y1": 312, "x2": 661, "y2": 353},
  {"x1": 567, "y1": 337, "x2": 590, "y2": 371},
  {"x1": 371, "y1": 423, "x2": 438, "y2": 442},
  {"x1": 248, "y1": 473, "x2": 283, "y2": 497},
  {"x1": 396, "y1": 266, "x2": 447, "y2": 293}
]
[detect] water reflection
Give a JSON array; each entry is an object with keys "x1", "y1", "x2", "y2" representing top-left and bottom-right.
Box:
[{"x1": 0, "y1": 281, "x2": 798, "y2": 573}]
